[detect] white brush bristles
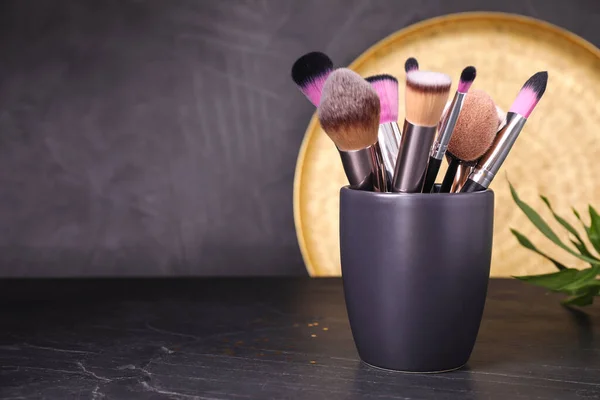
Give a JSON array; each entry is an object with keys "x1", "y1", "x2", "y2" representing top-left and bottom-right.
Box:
[{"x1": 405, "y1": 71, "x2": 452, "y2": 127}]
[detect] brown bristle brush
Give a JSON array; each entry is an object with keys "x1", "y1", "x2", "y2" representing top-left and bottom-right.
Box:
[
  {"x1": 450, "y1": 104, "x2": 504, "y2": 192},
  {"x1": 318, "y1": 68, "x2": 388, "y2": 192},
  {"x1": 392, "y1": 70, "x2": 452, "y2": 193},
  {"x1": 439, "y1": 89, "x2": 501, "y2": 193}
]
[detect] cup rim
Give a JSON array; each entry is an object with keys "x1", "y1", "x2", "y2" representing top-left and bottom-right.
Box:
[{"x1": 340, "y1": 185, "x2": 494, "y2": 199}]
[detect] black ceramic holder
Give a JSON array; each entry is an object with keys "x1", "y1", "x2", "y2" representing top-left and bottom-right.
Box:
[{"x1": 339, "y1": 185, "x2": 494, "y2": 373}]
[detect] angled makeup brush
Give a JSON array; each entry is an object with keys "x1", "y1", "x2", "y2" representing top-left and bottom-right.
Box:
[
  {"x1": 438, "y1": 89, "x2": 500, "y2": 193},
  {"x1": 365, "y1": 74, "x2": 401, "y2": 185},
  {"x1": 318, "y1": 68, "x2": 388, "y2": 192},
  {"x1": 461, "y1": 71, "x2": 548, "y2": 193},
  {"x1": 392, "y1": 70, "x2": 452, "y2": 193},
  {"x1": 422, "y1": 66, "x2": 476, "y2": 193},
  {"x1": 404, "y1": 57, "x2": 419, "y2": 73},
  {"x1": 291, "y1": 51, "x2": 334, "y2": 107}
]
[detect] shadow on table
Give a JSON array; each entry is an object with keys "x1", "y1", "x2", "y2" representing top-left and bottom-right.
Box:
[{"x1": 349, "y1": 361, "x2": 475, "y2": 399}]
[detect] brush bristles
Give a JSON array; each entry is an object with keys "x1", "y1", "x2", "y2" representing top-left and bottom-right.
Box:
[
  {"x1": 366, "y1": 74, "x2": 399, "y2": 123},
  {"x1": 365, "y1": 74, "x2": 398, "y2": 84},
  {"x1": 318, "y1": 68, "x2": 380, "y2": 151},
  {"x1": 509, "y1": 71, "x2": 548, "y2": 118},
  {"x1": 405, "y1": 71, "x2": 452, "y2": 126},
  {"x1": 447, "y1": 89, "x2": 499, "y2": 162},
  {"x1": 291, "y1": 51, "x2": 334, "y2": 106},
  {"x1": 521, "y1": 71, "x2": 548, "y2": 99},
  {"x1": 404, "y1": 57, "x2": 419, "y2": 72},
  {"x1": 457, "y1": 66, "x2": 476, "y2": 93}
]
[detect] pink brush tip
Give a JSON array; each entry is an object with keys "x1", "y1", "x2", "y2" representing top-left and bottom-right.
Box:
[
  {"x1": 457, "y1": 80, "x2": 473, "y2": 93},
  {"x1": 457, "y1": 66, "x2": 476, "y2": 93},
  {"x1": 509, "y1": 86, "x2": 539, "y2": 118},
  {"x1": 366, "y1": 77, "x2": 399, "y2": 123},
  {"x1": 300, "y1": 74, "x2": 329, "y2": 107},
  {"x1": 509, "y1": 71, "x2": 548, "y2": 118}
]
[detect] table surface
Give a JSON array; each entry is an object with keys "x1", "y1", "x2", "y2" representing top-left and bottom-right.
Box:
[{"x1": 0, "y1": 278, "x2": 599, "y2": 399}]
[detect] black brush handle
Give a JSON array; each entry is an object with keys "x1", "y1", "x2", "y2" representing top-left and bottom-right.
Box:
[
  {"x1": 460, "y1": 179, "x2": 487, "y2": 193},
  {"x1": 422, "y1": 156, "x2": 441, "y2": 193},
  {"x1": 439, "y1": 158, "x2": 459, "y2": 193}
]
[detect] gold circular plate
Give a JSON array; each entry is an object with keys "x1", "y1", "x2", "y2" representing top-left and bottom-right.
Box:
[{"x1": 294, "y1": 12, "x2": 600, "y2": 277}]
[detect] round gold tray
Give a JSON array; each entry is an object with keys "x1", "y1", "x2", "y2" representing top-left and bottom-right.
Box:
[{"x1": 293, "y1": 12, "x2": 600, "y2": 277}]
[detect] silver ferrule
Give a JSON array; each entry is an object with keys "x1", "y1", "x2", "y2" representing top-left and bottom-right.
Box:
[
  {"x1": 431, "y1": 91, "x2": 466, "y2": 160},
  {"x1": 338, "y1": 143, "x2": 388, "y2": 192},
  {"x1": 392, "y1": 121, "x2": 437, "y2": 193},
  {"x1": 468, "y1": 112, "x2": 527, "y2": 188},
  {"x1": 377, "y1": 121, "x2": 402, "y2": 182},
  {"x1": 450, "y1": 163, "x2": 472, "y2": 193}
]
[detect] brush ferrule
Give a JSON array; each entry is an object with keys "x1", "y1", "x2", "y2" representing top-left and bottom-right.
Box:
[
  {"x1": 338, "y1": 143, "x2": 389, "y2": 192},
  {"x1": 377, "y1": 122, "x2": 402, "y2": 181},
  {"x1": 392, "y1": 121, "x2": 437, "y2": 193},
  {"x1": 468, "y1": 112, "x2": 527, "y2": 188},
  {"x1": 431, "y1": 91, "x2": 465, "y2": 160},
  {"x1": 451, "y1": 163, "x2": 472, "y2": 193}
]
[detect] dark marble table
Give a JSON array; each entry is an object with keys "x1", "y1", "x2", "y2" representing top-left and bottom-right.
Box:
[{"x1": 0, "y1": 278, "x2": 598, "y2": 399}]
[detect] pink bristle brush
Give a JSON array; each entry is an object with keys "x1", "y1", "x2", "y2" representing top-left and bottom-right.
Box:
[
  {"x1": 365, "y1": 74, "x2": 401, "y2": 184},
  {"x1": 508, "y1": 73, "x2": 548, "y2": 118},
  {"x1": 366, "y1": 75, "x2": 398, "y2": 124},
  {"x1": 291, "y1": 51, "x2": 334, "y2": 107},
  {"x1": 404, "y1": 57, "x2": 419, "y2": 73},
  {"x1": 461, "y1": 71, "x2": 548, "y2": 192}
]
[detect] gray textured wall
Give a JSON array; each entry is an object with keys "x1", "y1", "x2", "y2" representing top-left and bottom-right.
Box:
[{"x1": 0, "y1": 0, "x2": 598, "y2": 277}]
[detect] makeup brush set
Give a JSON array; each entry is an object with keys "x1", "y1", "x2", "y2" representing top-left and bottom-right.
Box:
[
  {"x1": 291, "y1": 51, "x2": 549, "y2": 372},
  {"x1": 291, "y1": 52, "x2": 548, "y2": 194}
]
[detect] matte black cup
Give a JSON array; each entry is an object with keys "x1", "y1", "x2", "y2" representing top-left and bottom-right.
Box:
[{"x1": 339, "y1": 185, "x2": 494, "y2": 373}]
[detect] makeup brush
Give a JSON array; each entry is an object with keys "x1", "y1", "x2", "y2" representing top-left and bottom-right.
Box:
[
  {"x1": 450, "y1": 163, "x2": 472, "y2": 193},
  {"x1": 422, "y1": 66, "x2": 476, "y2": 193},
  {"x1": 365, "y1": 74, "x2": 401, "y2": 185},
  {"x1": 318, "y1": 68, "x2": 388, "y2": 192},
  {"x1": 450, "y1": 105, "x2": 507, "y2": 193},
  {"x1": 439, "y1": 89, "x2": 500, "y2": 193},
  {"x1": 291, "y1": 51, "x2": 334, "y2": 107},
  {"x1": 461, "y1": 71, "x2": 548, "y2": 193},
  {"x1": 404, "y1": 57, "x2": 419, "y2": 72},
  {"x1": 446, "y1": 104, "x2": 506, "y2": 193},
  {"x1": 392, "y1": 70, "x2": 452, "y2": 193}
]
